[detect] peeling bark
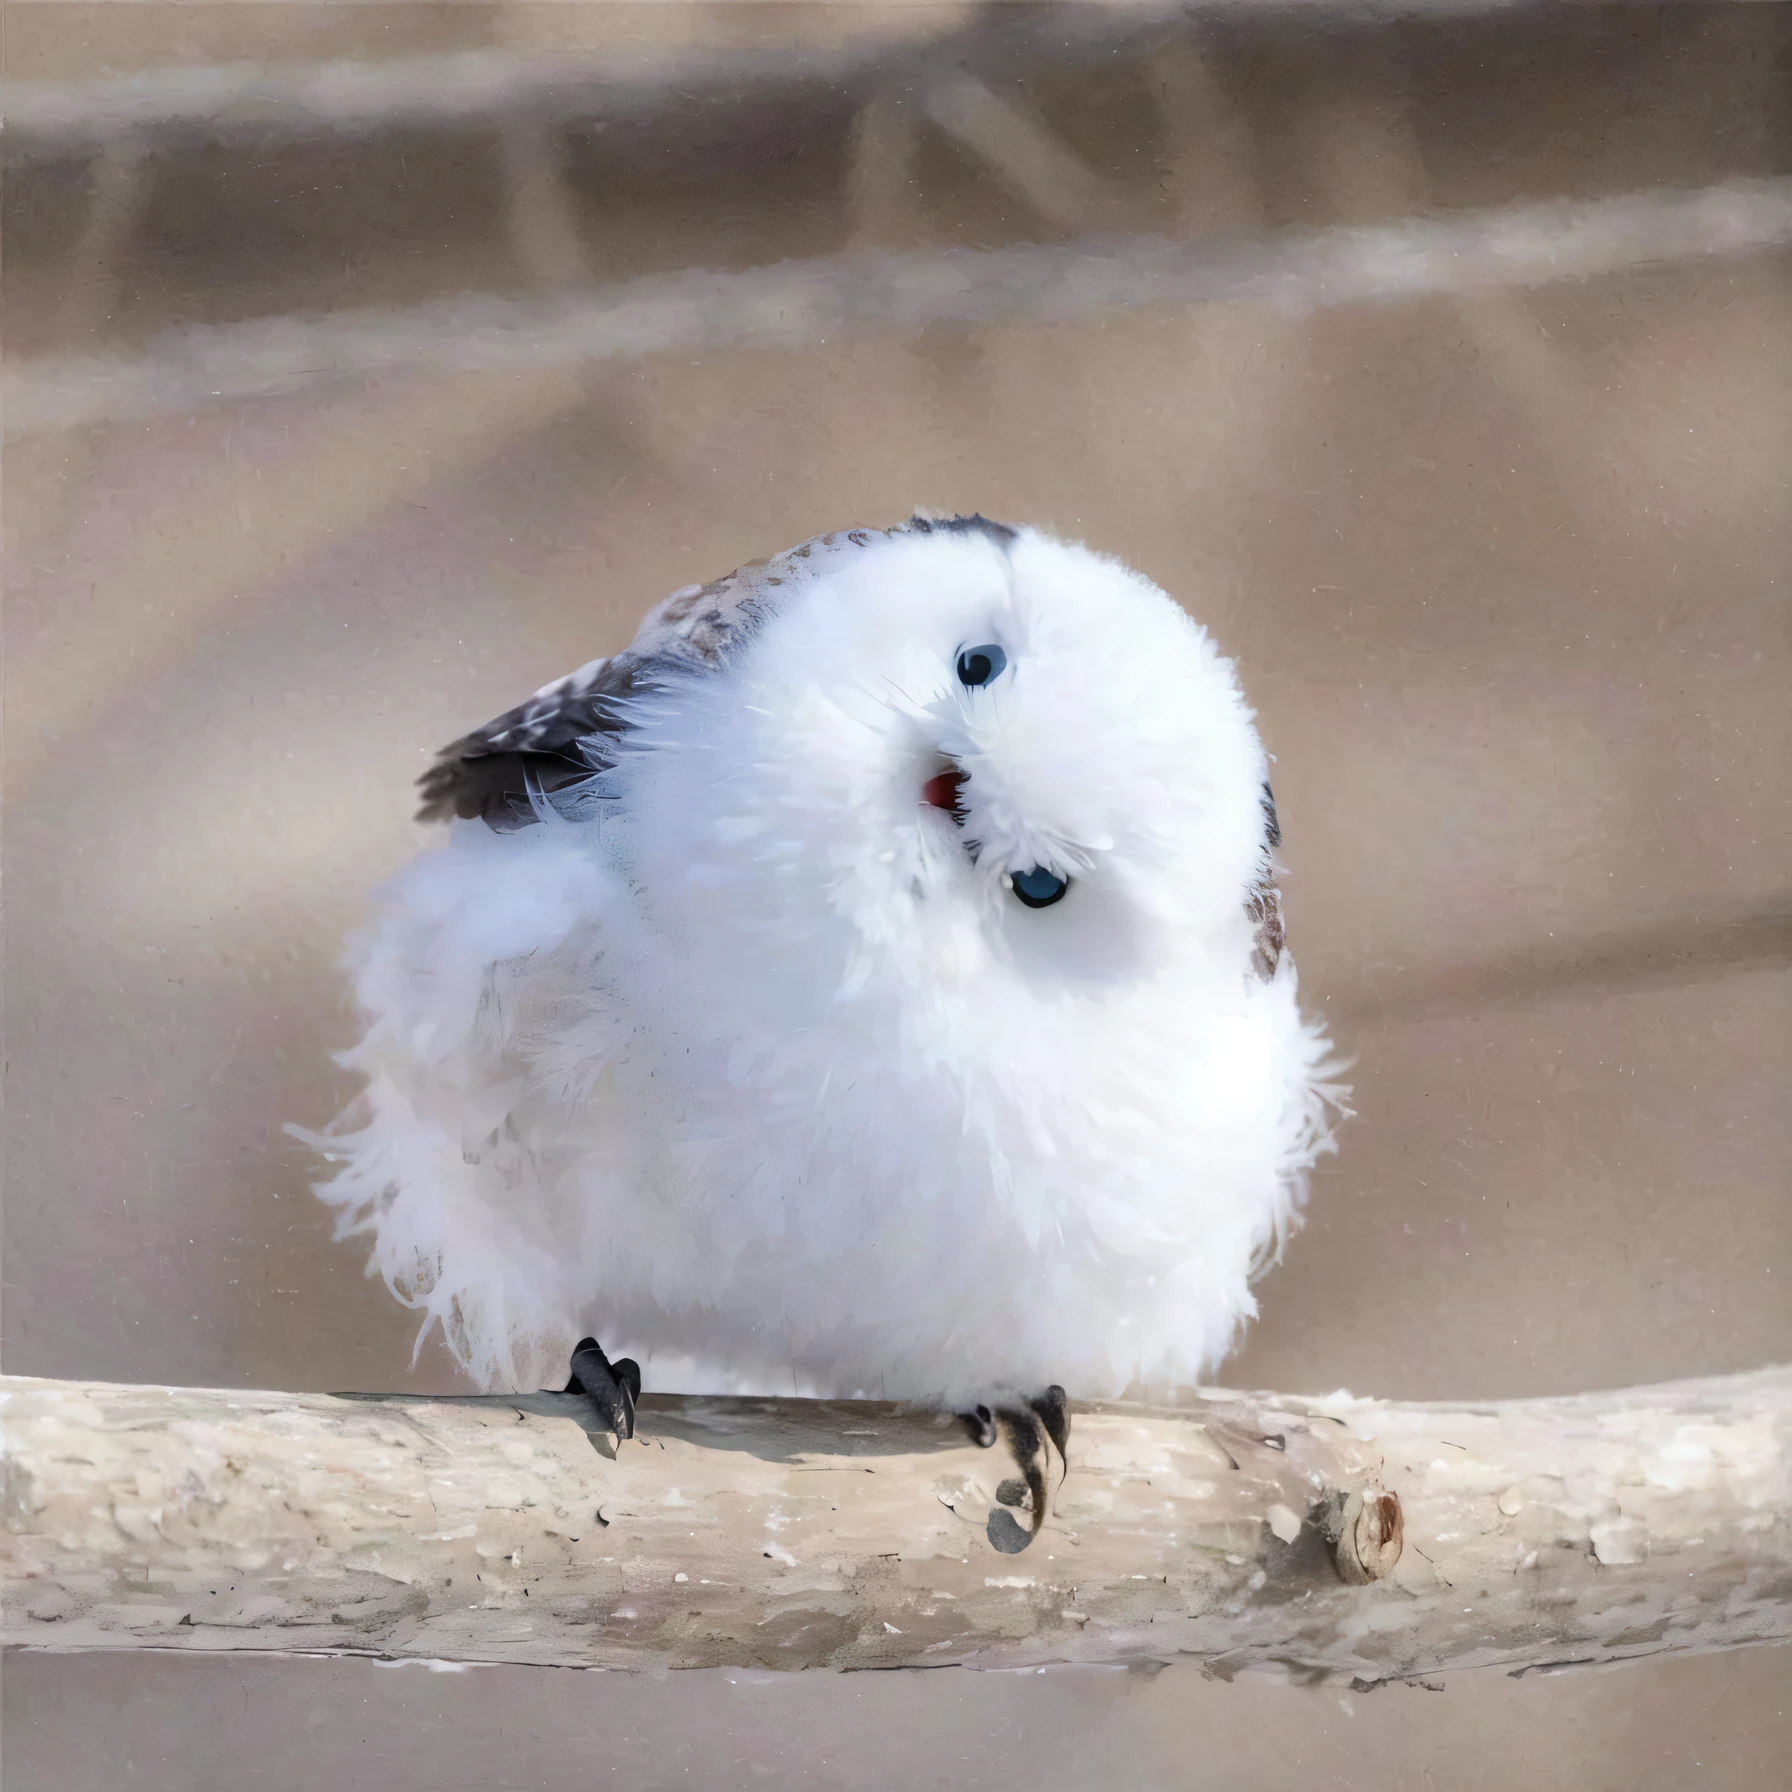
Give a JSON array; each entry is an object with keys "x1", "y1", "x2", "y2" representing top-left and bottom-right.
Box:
[{"x1": 3, "y1": 1368, "x2": 1787, "y2": 1680}]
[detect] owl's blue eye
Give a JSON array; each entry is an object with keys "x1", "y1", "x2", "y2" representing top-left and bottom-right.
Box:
[
  {"x1": 956, "y1": 644, "x2": 1007, "y2": 687},
  {"x1": 1010, "y1": 866, "x2": 1068, "y2": 909}
]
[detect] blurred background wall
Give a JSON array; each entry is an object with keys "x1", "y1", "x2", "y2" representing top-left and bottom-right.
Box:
[{"x1": 4, "y1": 3, "x2": 1789, "y2": 1786}]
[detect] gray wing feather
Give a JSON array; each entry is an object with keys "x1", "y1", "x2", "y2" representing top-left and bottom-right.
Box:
[
  {"x1": 415, "y1": 652, "x2": 646, "y2": 829},
  {"x1": 1248, "y1": 783, "x2": 1284, "y2": 980},
  {"x1": 415, "y1": 526, "x2": 900, "y2": 830}
]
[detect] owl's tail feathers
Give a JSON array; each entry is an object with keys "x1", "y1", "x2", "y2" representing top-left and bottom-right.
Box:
[{"x1": 287, "y1": 1082, "x2": 577, "y2": 1396}]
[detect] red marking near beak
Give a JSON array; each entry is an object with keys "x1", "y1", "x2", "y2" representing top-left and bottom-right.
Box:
[{"x1": 921, "y1": 767, "x2": 965, "y2": 814}]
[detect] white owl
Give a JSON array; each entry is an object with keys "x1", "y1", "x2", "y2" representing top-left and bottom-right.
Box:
[{"x1": 300, "y1": 515, "x2": 1343, "y2": 1537}]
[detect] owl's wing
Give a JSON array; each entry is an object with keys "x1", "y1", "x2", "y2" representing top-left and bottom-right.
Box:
[
  {"x1": 415, "y1": 555, "x2": 789, "y2": 831},
  {"x1": 414, "y1": 521, "x2": 1000, "y2": 831},
  {"x1": 415, "y1": 652, "x2": 645, "y2": 830}
]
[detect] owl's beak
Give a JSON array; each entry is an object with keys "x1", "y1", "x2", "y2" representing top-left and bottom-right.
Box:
[{"x1": 921, "y1": 761, "x2": 966, "y2": 817}]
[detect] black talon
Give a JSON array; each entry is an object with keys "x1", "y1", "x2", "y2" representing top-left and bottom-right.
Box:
[
  {"x1": 565, "y1": 1336, "x2": 641, "y2": 1441},
  {"x1": 963, "y1": 1389, "x2": 1074, "y2": 1546},
  {"x1": 1028, "y1": 1384, "x2": 1071, "y2": 1489},
  {"x1": 962, "y1": 1402, "x2": 998, "y2": 1449},
  {"x1": 958, "y1": 1387, "x2": 1074, "y2": 1549},
  {"x1": 992, "y1": 1403, "x2": 1051, "y2": 1541}
]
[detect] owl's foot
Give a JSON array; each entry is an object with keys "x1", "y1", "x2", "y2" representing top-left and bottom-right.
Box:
[
  {"x1": 564, "y1": 1336, "x2": 641, "y2": 1442},
  {"x1": 963, "y1": 1385, "x2": 1070, "y2": 1547}
]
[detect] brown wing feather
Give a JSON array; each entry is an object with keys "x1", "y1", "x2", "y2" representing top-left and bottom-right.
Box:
[
  {"x1": 415, "y1": 654, "x2": 648, "y2": 829},
  {"x1": 1248, "y1": 783, "x2": 1284, "y2": 981},
  {"x1": 413, "y1": 526, "x2": 907, "y2": 831}
]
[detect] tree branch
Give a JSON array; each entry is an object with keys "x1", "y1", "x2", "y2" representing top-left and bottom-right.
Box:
[
  {"x1": 4, "y1": 1367, "x2": 1787, "y2": 1680},
  {"x1": 8, "y1": 176, "x2": 1789, "y2": 436},
  {"x1": 0, "y1": 5, "x2": 1578, "y2": 158}
]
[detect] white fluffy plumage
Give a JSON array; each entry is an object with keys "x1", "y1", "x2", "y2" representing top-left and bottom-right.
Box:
[{"x1": 302, "y1": 518, "x2": 1344, "y2": 1407}]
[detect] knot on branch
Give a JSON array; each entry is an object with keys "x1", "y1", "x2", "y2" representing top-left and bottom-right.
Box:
[{"x1": 1327, "y1": 1487, "x2": 1404, "y2": 1585}]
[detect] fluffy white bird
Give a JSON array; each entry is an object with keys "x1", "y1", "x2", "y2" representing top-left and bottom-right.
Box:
[{"x1": 302, "y1": 515, "x2": 1342, "y2": 1531}]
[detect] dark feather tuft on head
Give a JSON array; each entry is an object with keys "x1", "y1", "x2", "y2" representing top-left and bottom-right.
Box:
[{"x1": 906, "y1": 512, "x2": 1018, "y2": 547}]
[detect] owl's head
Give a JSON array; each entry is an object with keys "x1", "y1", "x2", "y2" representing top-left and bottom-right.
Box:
[{"x1": 604, "y1": 517, "x2": 1279, "y2": 1011}]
